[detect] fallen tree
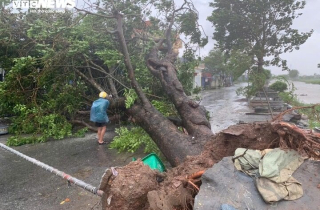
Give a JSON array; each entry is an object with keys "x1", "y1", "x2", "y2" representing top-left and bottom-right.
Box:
[
  {"x1": 0, "y1": 0, "x2": 211, "y2": 159},
  {"x1": 98, "y1": 120, "x2": 320, "y2": 210},
  {"x1": 73, "y1": 0, "x2": 212, "y2": 166},
  {"x1": 1, "y1": 0, "x2": 315, "y2": 172}
]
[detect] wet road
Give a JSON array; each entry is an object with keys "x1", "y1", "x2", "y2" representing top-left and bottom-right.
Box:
[
  {"x1": 0, "y1": 127, "x2": 146, "y2": 210},
  {"x1": 200, "y1": 83, "x2": 270, "y2": 134},
  {"x1": 200, "y1": 81, "x2": 320, "y2": 134}
]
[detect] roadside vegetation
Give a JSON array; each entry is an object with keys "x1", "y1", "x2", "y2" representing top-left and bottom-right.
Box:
[
  {"x1": 299, "y1": 77, "x2": 320, "y2": 85},
  {"x1": 277, "y1": 69, "x2": 320, "y2": 85},
  {"x1": 269, "y1": 77, "x2": 320, "y2": 129}
]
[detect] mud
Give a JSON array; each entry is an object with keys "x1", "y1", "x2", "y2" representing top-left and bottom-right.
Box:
[
  {"x1": 100, "y1": 161, "x2": 159, "y2": 210},
  {"x1": 99, "y1": 121, "x2": 320, "y2": 210}
]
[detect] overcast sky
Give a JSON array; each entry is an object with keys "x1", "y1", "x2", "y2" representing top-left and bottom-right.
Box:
[{"x1": 176, "y1": 0, "x2": 320, "y2": 76}]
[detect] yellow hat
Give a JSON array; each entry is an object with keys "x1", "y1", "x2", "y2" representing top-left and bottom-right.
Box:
[{"x1": 99, "y1": 91, "x2": 108, "y2": 98}]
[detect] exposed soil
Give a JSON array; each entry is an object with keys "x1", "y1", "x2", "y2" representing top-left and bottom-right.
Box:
[{"x1": 99, "y1": 122, "x2": 320, "y2": 210}]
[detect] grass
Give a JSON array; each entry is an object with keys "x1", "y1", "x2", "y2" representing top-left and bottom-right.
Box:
[{"x1": 298, "y1": 78, "x2": 320, "y2": 85}]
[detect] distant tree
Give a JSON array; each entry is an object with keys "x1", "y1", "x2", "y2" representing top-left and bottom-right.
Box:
[
  {"x1": 288, "y1": 69, "x2": 299, "y2": 79},
  {"x1": 208, "y1": 0, "x2": 313, "y2": 74},
  {"x1": 203, "y1": 49, "x2": 251, "y2": 85},
  {"x1": 203, "y1": 49, "x2": 227, "y2": 75}
]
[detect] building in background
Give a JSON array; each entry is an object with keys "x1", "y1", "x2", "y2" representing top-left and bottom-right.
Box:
[
  {"x1": 193, "y1": 63, "x2": 224, "y2": 89},
  {"x1": 0, "y1": 68, "x2": 5, "y2": 82},
  {"x1": 194, "y1": 64, "x2": 203, "y2": 88}
]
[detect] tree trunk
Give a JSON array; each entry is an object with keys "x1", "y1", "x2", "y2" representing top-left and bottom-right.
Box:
[
  {"x1": 257, "y1": 56, "x2": 264, "y2": 74},
  {"x1": 128, "y1": 104, "x2": 203, "y2": 166},
  {"x1": 75, "y1": 9, "x2": 215, "y2": 166},
  {"x1": 147, "y1": 50, "x2": 213, "y2": 145},
  {"x1": 115, "y1": 13, "x2": 208, "y2": 166}
]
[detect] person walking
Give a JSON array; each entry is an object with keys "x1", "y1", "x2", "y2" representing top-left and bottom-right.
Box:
[{"x1": 90, "y1": 91, "x2": 110, "y2": 145}]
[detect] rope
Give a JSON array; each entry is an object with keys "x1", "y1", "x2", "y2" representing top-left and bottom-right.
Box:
[{"x1": 0, "y1": 143, "x2": 104, "y2": 197}]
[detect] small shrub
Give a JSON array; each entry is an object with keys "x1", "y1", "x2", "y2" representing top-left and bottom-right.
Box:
[{"x1": 269, "y1": 81, "x2": 288, "y2": 92}]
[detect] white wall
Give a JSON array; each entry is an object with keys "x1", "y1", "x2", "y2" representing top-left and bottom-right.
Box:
[{"x1": 194, "y1": 69, "x2": 202, "y2": 88}]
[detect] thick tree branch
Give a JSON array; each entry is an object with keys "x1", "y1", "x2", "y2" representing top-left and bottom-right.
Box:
[
  {"x1": 74, "y1": 68, "x2": 104, "y2": 92},
  {"x1": 114, "y1": 12, "x2": 151, "y2": 107}
]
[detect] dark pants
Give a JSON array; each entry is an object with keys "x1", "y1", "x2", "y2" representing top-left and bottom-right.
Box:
[{"x1": 95, "y1": 122, "x2": 107, "y2": 127}]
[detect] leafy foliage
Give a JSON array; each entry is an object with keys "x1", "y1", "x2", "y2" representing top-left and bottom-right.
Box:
[
  {"x1": 192, "y1": 86, "x2": 202, "y2": 95},
  {"x1": 208, "y1": 0, "x2": 312, "y2": 100},
  {"x1": 177, "y1": 11, "x2": 208, "y2": 47},
  {"x1": 236, "y1": 69, "x2": 271, "y2": 98},
  {"x1": 203, "y1": 49, "x2": 252, "y2": 84},
  {"x1": 109, "y1": 126, "x2": 161, "y2": 155},
  {"x1": 110, "y1": 98, "x2": 177, "y2": 155},
  {"x1": 177, "y1": 48, "x2": 199, "y2": 95},
  {"x1": 204, "y1": 49, "x2": 227, "y2": 75},
  {"x1": 226, "y1": 50, "x2": 252, "y2": 80},
  {"x1": 124, "y1": 89, "x2": 138, "y2": 109},
  {"x1": 274, "y1": 76, "x2": 297, "y2": 103},
  {"x1": 0, "y1": 54, "x2": 88, "y2": 145},
  {"x1": 208, "y1": 0, "x2": 313, "y2": 73},
  {"x1": 0, "y1": 0, "x2": 208, "y2": 150},
  {"x1": 269, "y1": 81, "x2": 288, "y2": 92},
  {"x1": 151, "y1": 100, "x2": 177, "y2": 117},
  {"x1": 0, "y1": 11, "x2": 120, "y2": 144}
]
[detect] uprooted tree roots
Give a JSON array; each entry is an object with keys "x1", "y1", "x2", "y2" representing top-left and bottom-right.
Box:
[{"x1": 99, "y1": 121, "x2": 320, "y2": 210}]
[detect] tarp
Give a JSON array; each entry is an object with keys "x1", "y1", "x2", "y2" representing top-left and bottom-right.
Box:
[
  {"x1": 233, "y1": 148, "x2": 304, "y2": 203},
  {"x1": 194, "y1": 157, "x2": 320, "y2": 210}
]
